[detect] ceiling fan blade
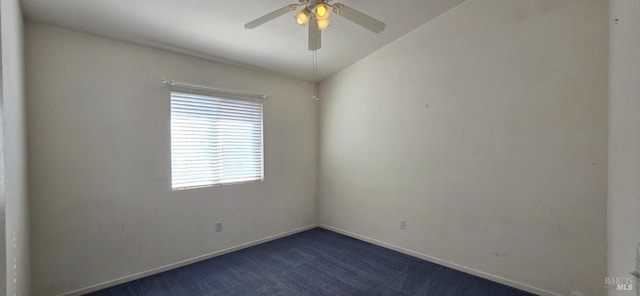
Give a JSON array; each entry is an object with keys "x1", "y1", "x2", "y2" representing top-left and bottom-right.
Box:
[
  {"x1": 245, "y1": 4, "x2": 300, "y2": 29},
  {"x1": 332, "y1": 3, "x2": 386, "y2": 33},
  {"x1": 309, "y1": 17, "x2": 321, "y2": 51}
]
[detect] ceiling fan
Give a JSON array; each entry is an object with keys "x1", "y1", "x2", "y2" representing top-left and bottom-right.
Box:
[{"x1": 245, "y1": 0, "x2": 386, "y2": 51}]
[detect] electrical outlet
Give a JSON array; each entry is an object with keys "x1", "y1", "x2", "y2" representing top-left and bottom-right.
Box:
[
  {"x1": 215, "y1": 221, "x2": 222, "y2": 232},
  {"x1": 400, "y1": 219, "x2": 406, "y2": 230}
]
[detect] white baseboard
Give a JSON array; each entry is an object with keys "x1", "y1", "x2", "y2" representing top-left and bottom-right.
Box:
[
  {"x1": 319, "y1": 224, "x2": 562, "y2": 296},
  {"x1": 61, "y1": 224, "x2": 318, "y2": 296},
  {"x1": 61, "y1": 223, "x2": 560, "y2": 296}
]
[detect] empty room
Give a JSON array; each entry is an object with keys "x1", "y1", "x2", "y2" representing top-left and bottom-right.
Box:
[{"x1": 1, "y1": 0, "x2": 639, "y2": 295}]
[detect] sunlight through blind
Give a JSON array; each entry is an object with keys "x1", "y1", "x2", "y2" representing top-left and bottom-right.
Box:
[{"x1": 171, "y1": 92, "x2": 264, "y2": 190}]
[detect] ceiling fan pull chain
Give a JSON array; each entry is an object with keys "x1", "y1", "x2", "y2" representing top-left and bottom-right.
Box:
[{"x1": 312, "y1": 50, "x2": 320, "y2": 102}]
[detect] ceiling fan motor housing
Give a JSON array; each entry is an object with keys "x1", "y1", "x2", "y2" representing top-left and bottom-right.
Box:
[{"x1": 305, "y1": 0, "x2": 332, "y2": 11}]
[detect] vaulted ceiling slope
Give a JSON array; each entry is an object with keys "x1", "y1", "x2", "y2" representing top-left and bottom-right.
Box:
[{"x1": 21, "y1": 0, "x2": 466, "y2": 81}]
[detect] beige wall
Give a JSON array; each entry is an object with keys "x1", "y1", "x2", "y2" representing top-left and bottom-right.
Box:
[
  {"x1": 608, "y1": 0, "x2": 640, "y2": 295},
  {"x1": 0, "y1": 8, "x2": 5, "y2": 292},
  {"x1": 26, "y1": 22, "x2": 317, "y2": 295},
  {"x1": 318, "y1": 0, "x2": 608, "y2": 295},
  {"x1": 1, "y1": 0, "x2": 30, "y2": 294}
]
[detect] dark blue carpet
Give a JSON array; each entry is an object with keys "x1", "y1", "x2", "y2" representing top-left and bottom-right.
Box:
[{"x1": 87, "y1": 228, "x2": 535, "y2": 296}]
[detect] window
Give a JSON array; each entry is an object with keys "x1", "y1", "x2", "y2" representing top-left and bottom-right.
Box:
[{"x1": 170, "y1": 91, "x2": 264, "y2": 190}]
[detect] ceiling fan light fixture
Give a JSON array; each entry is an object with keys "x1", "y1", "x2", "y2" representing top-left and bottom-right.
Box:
[
  {"x1": 314, "y1": 3, "x2": 330, "y2": 19},
  {"x1": 295, "y1": 9, "x2": 311, "y2": 25},
  {"x1": 317, "y1": 18, "x2": 331, "y2": 30}
]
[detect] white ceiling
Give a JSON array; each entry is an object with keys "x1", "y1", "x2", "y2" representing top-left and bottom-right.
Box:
[{"x1": 21, "y1": 0, "x2": 465, "y2": 82}]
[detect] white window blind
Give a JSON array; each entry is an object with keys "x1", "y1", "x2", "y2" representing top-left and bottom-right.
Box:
[{"x1": 171, "y1": 91, "x2": 264, "y2": 190}]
